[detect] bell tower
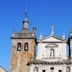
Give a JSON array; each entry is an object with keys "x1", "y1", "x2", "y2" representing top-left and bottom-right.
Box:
[
  {"x1": 10, "y1": 15, "x2": 36, "y2": 72},
  {"x1": 68, "y1": 31, "x2": 72, "y2": 59}
]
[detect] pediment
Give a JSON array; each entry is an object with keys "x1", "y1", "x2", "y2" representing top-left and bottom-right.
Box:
[{"x1": 41, "y1": 36, "x2": 63, "y2": 42}]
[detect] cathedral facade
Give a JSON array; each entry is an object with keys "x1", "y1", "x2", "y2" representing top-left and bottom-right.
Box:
[
  {"x1": 29, "y1": 31, "x2": 72, "y2": 72},
  {"x1": 1, "y1": 15, "x2": 72, "y2": 72},
  {"x1": 9, "y1": 16, "x2": 72, "y2": 72}
]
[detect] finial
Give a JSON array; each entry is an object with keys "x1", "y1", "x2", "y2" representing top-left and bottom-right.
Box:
[
  {"x1": 25, "y1": 0, "x2": 28, "y2": 14},
  {"x1": 24, "y1": 0, "x2": 28, "y2": 22},
  {"x1": 51, "y1": 25, "x2": 54, "y2": 36},
  {"x1": 12, "y1": 28, "x2": 15, "y2": 33},
  {"x1": 23, "y1": 12, "x2": 29, "y2": 29},
  {"x1": 33, "y1": 27, "x2": 36, "y2": 33},
  {"x1": 40, "y1": 33, "x2": 42, "y2": 40},
  {"x1": 25, "y1": 12, "x2": 27, "y2": 17},
  {"x1": 23, "y1": 12, "x2": 28, "y2": 22},
  {"x1": 62, "y1": 33, "x2": 65, "y2": 40}
]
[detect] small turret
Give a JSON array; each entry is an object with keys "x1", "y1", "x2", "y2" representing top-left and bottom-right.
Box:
[
  {"x1": 62, "y1": 33, "x2": 65, "y2": 40},
  {"x1": 39, "y1": 33, "x2": 42, "y2": 40}
]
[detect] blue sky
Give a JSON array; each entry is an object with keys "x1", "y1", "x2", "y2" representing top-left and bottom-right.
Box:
[{"x1": 0, "y1": 0, "x2": 72, "y2": 71}]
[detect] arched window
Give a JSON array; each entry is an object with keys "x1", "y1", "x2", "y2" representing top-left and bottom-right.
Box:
[
  {"x1": 42, "y1": 70, "x2": 45, "y2": 72},
  {"x1": 66, "y1": 67, "x2": 70, "y2": 72},
  {"x1": 34, "y1": 67, "x2": 38, "y2": 72},
  {"x1": 50, "y1": 49, "x2": 55, "y2": 58},
  {"x1": 24, "y1": 42, "x2": 28, "y2": 51},
  {"x1": 50, "y1": 67, "x2": 54, "y2": 72},
  {"x1": 59, "y1": 70, "x2": 62, "y2": 72},
  {"x1": 17, "y1": 42, "x2": 21, "y2": 51}
]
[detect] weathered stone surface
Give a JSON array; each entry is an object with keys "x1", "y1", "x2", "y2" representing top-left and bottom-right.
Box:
[{"x1": 10, "y1": 25, "x2": 36, "y2": 72}]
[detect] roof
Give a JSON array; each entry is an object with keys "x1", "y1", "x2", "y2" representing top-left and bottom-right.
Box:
[{"x1": 0, "y1": 66, "x2": 8, "y2": 72}]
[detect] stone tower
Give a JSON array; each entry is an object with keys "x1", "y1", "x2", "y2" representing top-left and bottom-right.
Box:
[
  {"x1": 10, "y1": 16, "x2": 36, "y2": 72},
  {"x1": 68, "y1": 31, "x2": 72, "y2": 59}
]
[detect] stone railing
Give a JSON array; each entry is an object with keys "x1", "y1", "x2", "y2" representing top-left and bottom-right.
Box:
[{"x1": 11, "y1": 33, "x2": 36, "y2": 38}]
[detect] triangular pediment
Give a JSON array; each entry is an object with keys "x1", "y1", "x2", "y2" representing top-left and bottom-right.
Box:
[{"x1": 40, "y1": 36, "x2": 64, "y2": 42}]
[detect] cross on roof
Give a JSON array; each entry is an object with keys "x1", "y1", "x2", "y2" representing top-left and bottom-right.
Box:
[{"x1": 51, "y1": 25, "x2": 55, "y2": 36}]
